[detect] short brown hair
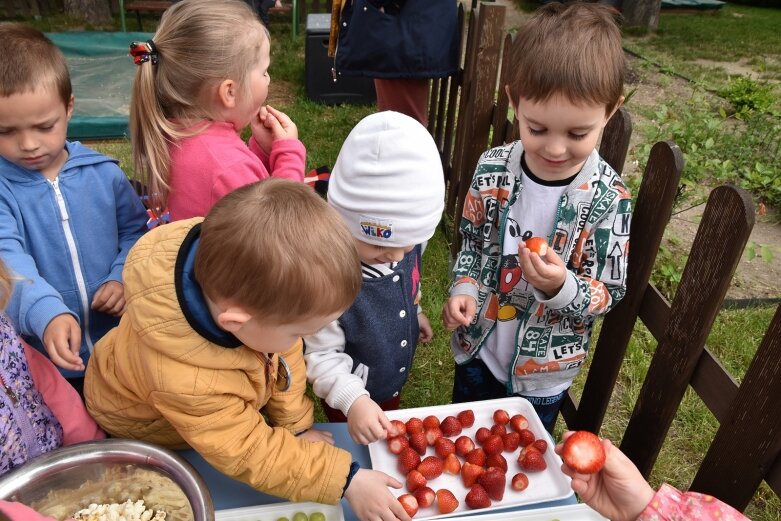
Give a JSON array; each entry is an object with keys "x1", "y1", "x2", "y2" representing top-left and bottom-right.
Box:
[
  {"x1": 0, "y1": 23, "x2": 72, "y2": 105},
  {"x1": 506, "y1": 2, "x2": 625, "y2": 112},
  {"x1": 195, "y1": 179, "x2": 362, "y2": 323}
]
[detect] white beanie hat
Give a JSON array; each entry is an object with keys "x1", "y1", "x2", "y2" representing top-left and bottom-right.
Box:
[{"x1": 328, "y1": 111, "x2": 445, "y2": 247}]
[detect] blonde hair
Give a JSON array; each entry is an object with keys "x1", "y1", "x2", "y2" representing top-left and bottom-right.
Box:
[
  {"x1": 0, "y1": 23, "x2": 71, "y2": 106},
  {"x1": 0, "y1": 259, "x2": 13, "y2": 310},
  {"x1": 195, "y1": 180, "x2": 362, "y2": 323},
  {"x1": 130, "y1": 0, "x2": 268, "y2": 207},
  {"x1": 507, "y1": 2, "x2": 625, "y2": 112}
]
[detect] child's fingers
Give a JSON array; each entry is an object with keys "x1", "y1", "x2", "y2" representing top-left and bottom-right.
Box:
[
  {"x1": 378, "y1": 413, "x2": 395, "y2": 438},
  {"x1": 265, "y1": 105, "x2": 292, "y2": 127},
  {"x1": 100, "y1": 288, "x2": 122, "y2": 313},
  {"x1": 91, "y1": 285, "x2": 107, "y2": 310}
]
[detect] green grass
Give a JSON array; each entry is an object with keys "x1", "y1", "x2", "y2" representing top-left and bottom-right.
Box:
[{"x1": 78, "y1": 13, "x2": 780, "y2": 520}]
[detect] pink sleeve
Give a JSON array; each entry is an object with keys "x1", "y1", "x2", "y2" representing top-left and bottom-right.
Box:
[
  {"x1": 249, "y1": 137, "x2": 306, "y2": 182},
  {"x1": 23, "y1": 341, "x2": 105, "y2": 445},
  {"x1": 0, "y1": 500, "x2": 69, "y2": 521},
  {"x1": 637, "y1": 484, "x2": 749, "y2": 521}
]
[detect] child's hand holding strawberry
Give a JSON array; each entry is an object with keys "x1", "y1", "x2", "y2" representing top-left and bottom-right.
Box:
[
  {"x1": 556, "y1": 431, "x2": 654, "y2": 521},
  {"x1": 518, "y1": 238, "x2": 567, "y2": 297},
  {"x1": 347, "y1": 395, "x2": 395, "y2": 445}
]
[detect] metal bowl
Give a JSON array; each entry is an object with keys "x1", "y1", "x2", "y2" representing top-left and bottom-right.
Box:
[{"x1": 0, "y1": 439, "x2": 214, "y2": 521}]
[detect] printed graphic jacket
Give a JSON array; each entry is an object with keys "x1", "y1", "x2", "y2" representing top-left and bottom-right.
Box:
[
  {"x1": 0, "y1": 142, "x2": 148, "y2": 376},
  {"x1": 84, "y1": 219, "x2": 352, "y2": 504},
  {"x1": 450, "y1": 141, "x2": 632, "y2": 393},
  {"x1": 638, "y1": 484, "x2": 748, "y2": 521}
]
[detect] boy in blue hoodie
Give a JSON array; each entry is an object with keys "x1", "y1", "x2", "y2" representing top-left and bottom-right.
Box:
[{"x1": 0, "y1": 24, "x2": 148, "y2": 390}]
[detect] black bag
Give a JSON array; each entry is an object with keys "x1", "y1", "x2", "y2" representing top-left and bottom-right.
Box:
[{"x1": 334, "y1": 0, "x2": 459, "y2": 79}]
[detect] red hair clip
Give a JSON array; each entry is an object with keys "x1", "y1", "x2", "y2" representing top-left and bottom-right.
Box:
[{"x1": 130, "y1": 40, "x2": 158, "y2": 66}]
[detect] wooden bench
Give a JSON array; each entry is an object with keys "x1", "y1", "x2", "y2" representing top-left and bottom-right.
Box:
[{"x1": 120, "y1": 0, "x2": 171, "y2": 32}]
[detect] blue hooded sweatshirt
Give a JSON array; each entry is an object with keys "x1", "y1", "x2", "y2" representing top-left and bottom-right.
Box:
[{"x1": 0, "y1": 141, "x2": 148, "y2": 377}]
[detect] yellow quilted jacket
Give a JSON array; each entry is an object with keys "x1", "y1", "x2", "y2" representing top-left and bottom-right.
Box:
[{"x1": 84, "y1": 219, "x2": 352, "y2": 504}]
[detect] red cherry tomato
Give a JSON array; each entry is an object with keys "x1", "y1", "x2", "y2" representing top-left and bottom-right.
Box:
[{"x1": 524, "y1": 236, "x2": 548, "y2": 256}]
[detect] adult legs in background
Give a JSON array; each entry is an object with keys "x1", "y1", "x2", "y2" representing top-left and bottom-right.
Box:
[{"x1": 374, "y1": 78, "x2": 430, "y2": 127}]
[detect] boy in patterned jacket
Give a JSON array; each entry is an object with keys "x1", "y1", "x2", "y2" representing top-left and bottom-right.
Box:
[{"x1": 442, "y1": 2, "x2": 632, "y2": 432}]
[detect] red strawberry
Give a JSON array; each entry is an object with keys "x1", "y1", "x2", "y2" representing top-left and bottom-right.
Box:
[
  {"x1": 510, "y1": 414, "x2": 529, "y2": 433},
  {"x1": 477, "y1": 467, "x2": 506, "y2": 501},
  {"x1": 465, "y1": 448, "x2": 486, "y2": 466},
  {"x1": 440, "y1": 415, "x2": 463, "y2": 437},
  {"x1": 455, "y1": 435, "x2": 475, "y2": 457},
  {"x1": 461, "y1": 461, "x2": 484, "y2": 487},
  {"x1": 483, "y1": 434, "x2": 504, "y2": 456},
  {"x1": 435, "y1": 437, "x2": 456, "y2": 458},
  {"x1": 425, "y1": 426, "x2": 444, "y2": 446},
  {"x1": 413, "y1": 486, "x2": 435, "y2": 508},
  {"x1": 525, "y1": 236, "x2": 548, "y2": 256},
  {"x1": 511, "y1": 472, "x2": 529, "y2": 491},
  {"x1": 409, "y1": 432, "x2": 428, "y2": 455},
  {"x1": 502, "y1": 432, "x2": 521, "y2": 452},
  {"x1": 406, "y1": 469, "x2": 427, "y2": 492},
  {"x1": 475, "y1": 427, "x2": 491, "y2": 444},
  {"x1": 406, "y1": 417, "x2": 424, "y2": 434},
  {"x1": 398, "y1": 447, "x2": 421, "y2": 474},
  {"x1": 532, "y1": 439, "x2": 548, "y2": 454},
  {"x1": 417, "y1": 455, "x2": 444, "y2": 479},
  {"x1": 561, "y1": 431, "x2": 606, "y2": 474},
  {"x1": 493, "y1": 409, "x2": 510, "y2": 426},
  {"x1": 518, "y1": 428, "x2": 536, "y2": 447},
  {"x1": 465, "y1": 483, "x2": 491, "y2": 509},
  {"x1": 423, "y1": 415, "x2": 440, "y2": 430},
  {"x1": 518, "y1": 447, "x2": 547, "y2": 472},
  {"x1": 443, "y1": 453, "x2": 461, "y2": 474},
  {"x1": 486, "y1": 453, "x2": 508, "y2": 473},
  {"x1": 457, "y1": 409, "x2": 475, "y2": 428},
  {"x1": 490, "y1": 424, "x2": 507, "y2": 437},
  {"x1": 387, "y1": 435, "x2": 409, "y2": 455},
  {"x1": 398, "y1": 494, "x2": 418, "y2": 517},
  {"x1": 390, "y1": 419, "x2": 407, "y2": 437},
  {"x1": 436, "y1": 489, "x2": 459, "y2": 514}
]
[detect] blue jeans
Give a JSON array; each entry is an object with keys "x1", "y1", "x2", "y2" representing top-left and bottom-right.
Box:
[{"x1": 452, "y1": 357, "x2": 566, "y2": 433}]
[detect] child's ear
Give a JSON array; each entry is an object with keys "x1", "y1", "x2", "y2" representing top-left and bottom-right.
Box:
[
  {"x1": 504, "y1": 85, "x2": 518, "y2": 113},
  {"x1": 215, "y1": 307, "x2": 252, "y2": 333},
  {"x1": 606, "y1": 95, "x2": 625, "y2": 122},
  {"x1": 216, "y1": 79, "x2": 238, "y2": 109},
  {"x1": 66, "y1": 95, "x2": 75, "y2": 122}
]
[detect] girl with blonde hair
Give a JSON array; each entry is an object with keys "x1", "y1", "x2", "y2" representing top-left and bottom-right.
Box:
[{"x1": 130, "y1": 0, "x2": 305, "y2": 221}]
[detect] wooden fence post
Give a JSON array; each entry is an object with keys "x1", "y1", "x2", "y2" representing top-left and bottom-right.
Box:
[
  {"x1": 564, "y1": 141, "x2": 683, "y2": 432},
  {"x1": 599, "y1": 108, "x2": 633, "y2": 175},
  {"x1": 448, "y1": 3, "x2": 505, "y2": 258},
  {"x1": 620, "y1": 185, "x2": 755, "y2": 477},
  {"x1": 690, "y1": 305, "x2": 781, "y2": 510}
]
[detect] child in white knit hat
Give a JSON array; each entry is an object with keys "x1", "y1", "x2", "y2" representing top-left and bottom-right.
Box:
[{"x1": 304, "y1": 111, "x2": 445, "y2": 445}]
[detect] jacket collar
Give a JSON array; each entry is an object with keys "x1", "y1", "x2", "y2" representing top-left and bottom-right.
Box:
[
  {"x1": 174, "y1": 224, "x2": 242, "y2": 349},
  {"x1": 0, "y1": 141, "x2": 116, "y2": 184}
]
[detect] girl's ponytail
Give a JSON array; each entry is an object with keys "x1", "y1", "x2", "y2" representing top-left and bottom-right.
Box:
[{"x1": 128, "y1": 0, "x2": 267, "y2": 209}]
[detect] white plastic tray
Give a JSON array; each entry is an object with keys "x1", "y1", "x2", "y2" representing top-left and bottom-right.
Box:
[
  {"x1": 445, "y1": 503, "x2": 607, "y2": 520},
  {"x1": 368, "y1": 397, "x2": 573, "y2": 520},
  {"x1": 215, "y1": 501, "x2": 344, "y2": 521}
]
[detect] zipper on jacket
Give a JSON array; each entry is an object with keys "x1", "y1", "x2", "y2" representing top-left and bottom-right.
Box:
[
  {"x1": 50, "y1": 178, "x2": 94, "y2": 355},
  {"x1": 0, "y1": 371, "x2": 42, "y2": 458}
]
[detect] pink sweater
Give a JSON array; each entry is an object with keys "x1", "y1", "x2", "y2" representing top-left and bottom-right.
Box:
[
  {"x1": 24, "y1": 341, "x2": 105, "y2": 446},
  {"x1": 638, "y1": 484, "x2": 749, "y2": 521},
  {"x1": 168, "y1": 121, "x2": 306, "y2": 220}
]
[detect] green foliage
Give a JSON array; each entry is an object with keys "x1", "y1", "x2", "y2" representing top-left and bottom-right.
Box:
[
  {"x1": 718, "y1": 76, "x2": 777, "y2": 115},
  {"x1": 650, "y1": 240, "x2": 687, "y2": 300},
  {"x1": 637, "y1": 88, "x2": 781, "y2": 210}
]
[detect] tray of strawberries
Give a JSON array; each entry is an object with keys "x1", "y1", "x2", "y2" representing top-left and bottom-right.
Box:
[{"x1": 368, "y1": 397, "x2": 573, "y2": 519}]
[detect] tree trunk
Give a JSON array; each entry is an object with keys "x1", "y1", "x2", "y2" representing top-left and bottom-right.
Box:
[
  {"x1": 64, "y1": 0, "x2": 112, "y2": 25},
  {"x1": 622, "y1": 0, "x2": 662, "y2": 30}
]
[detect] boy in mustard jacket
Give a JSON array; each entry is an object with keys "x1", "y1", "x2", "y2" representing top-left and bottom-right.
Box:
[{"x1": 85, "y1": 179, "x2": 410, "y2": 521}]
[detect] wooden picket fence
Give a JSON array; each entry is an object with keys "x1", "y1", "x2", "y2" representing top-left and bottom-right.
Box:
[{"x1": 435, "y1": 1, "x2": 780, "y2": 513}]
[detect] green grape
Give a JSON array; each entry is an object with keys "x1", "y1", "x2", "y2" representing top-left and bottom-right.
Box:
[
  {"x1": 291, "y1": 512, "x2": 309, "y2": 521},
  {"x1": 309, "y1": 512, "x2": 326, "y2": 521}
]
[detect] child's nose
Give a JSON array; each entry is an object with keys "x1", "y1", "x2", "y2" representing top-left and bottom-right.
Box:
[
  {"x1": 386, "y1": 248, "x2": 405, "y2": 262},
  {"x1": 544, "y1": 139, "x2": 566, "y2": 158},
  {"x1": 19, "y1": 132, "x2": 38, "y2": 152}
]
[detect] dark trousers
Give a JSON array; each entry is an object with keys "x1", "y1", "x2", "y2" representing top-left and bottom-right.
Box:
[
  {"x1": 452, "y1": 357, "x2": 566, "y2": 433},
  {"x1": 320, "y1": 395, "x2": 402, "y2": 423},
  {"x1": 374, "y1": 78, "x2": 430, "y2": 127}
]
